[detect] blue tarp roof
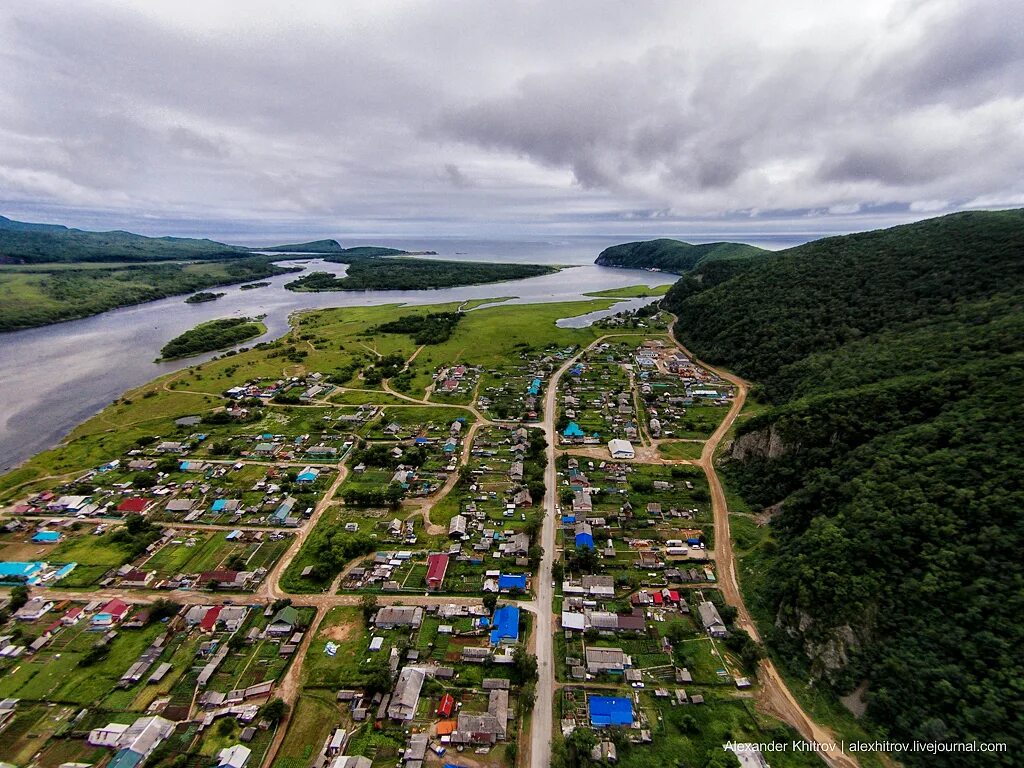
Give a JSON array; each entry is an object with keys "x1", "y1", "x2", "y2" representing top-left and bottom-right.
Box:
[
  {"x1": 563, "y1": 421, "x2": 584, "y2": 437},
  {"x1": 589, "y1": 696, "x2": 633, "y2": 726},
  {"x1": 108, "y1": 749, "x2": 143, "y2": 768},
  {"x1": 211, "y1": 499, "x2": 227, "y2": 511},
  {"x1": 562, "y1": 515, "x2": 576, "y2": 524},
  {"x1": 498, "y1": 573, "x2": 527, "y2": 590},
  {"x1": 575, "y1": 532, "x2": 595, "y2": 550},
  {"x1": 489, "y1": 605, "x2": 520, "y2": 645},
  {"x1": 32, "y1": 531, "x2": 61, "y2": 542}
]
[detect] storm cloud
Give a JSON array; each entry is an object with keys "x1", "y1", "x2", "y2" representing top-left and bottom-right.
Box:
[{"x1": 0, "y1": 0, "x2": 1021, "y2": 239}]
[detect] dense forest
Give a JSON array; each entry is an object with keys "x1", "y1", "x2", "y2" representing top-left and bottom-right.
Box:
[
  {"x1": 0, "y1": 215, "x2": 248, "y2": 263},
  {"x1": 373, "y1": 311, "x2": 463, "y2": 344},
  {"x1": 0, "y1": 256, "x2": 296, "y2": 332},
  {"x1": 285, "y1": 257, "x2": 555, "y2": 292},
  {"x1": 595, "y1": 238, "x2": 764, "y2": 273},
  {"x1": 662, "y1": 209, "x2": 1024, "y2": 766},
  {"x1": 158, "y1": 317, "x2": 266, "y2": 360}
]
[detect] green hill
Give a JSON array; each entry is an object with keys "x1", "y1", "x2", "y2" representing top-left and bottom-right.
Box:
[
  {"x1": 662, "y1": 209, "x2": 1024, "y2": 765},
  {"x1": 595, "y1": 237, "x2": 765, "y2": 273},
  {"x1": 258, "y1": 239, "x2": 345, "y2": 253},
  {"x1": 0, "y1": 215, "x2": 247, "y2": 264}
]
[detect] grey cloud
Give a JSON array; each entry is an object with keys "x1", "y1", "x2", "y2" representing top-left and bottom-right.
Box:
[{"x1": 0, "y1": 0, "x2": 1021, "y2": 236}]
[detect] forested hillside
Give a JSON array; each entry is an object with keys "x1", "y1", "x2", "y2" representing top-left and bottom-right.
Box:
[
  {"x1": 662, "y1": 209, "x2": 1024, "y2": 766},
  {"x1": 0, "y1": 215, "x2": 246, "y2": 263},
  {"x1": 595, "y1": 237, "x2": 764, "y2": 273}
]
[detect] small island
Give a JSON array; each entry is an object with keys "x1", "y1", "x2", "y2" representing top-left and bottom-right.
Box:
[
  {"x1": 239, "y1": 281, "x2": 271, "y2": 290},
  {"x1": 286, "y1": 256, "x2": 556, "y2": 292},
  {"x1": 158, "y1": 317, "x2": 266, "y2": 360},
  {"x1": 184, "y1": 291, "x2": 225, "y2": 304}
]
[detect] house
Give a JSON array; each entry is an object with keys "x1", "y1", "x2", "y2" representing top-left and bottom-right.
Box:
[
  {"x1": 489, "y1": 605, "x2": 520, "y2": 645},
  {"x1": 217, "y1": 745, "x2": 252, "y2": 768},
  {"x1": 296, "y1": 466, "x2": 319, "y2": 484},
  {"x1": 387, "y1": 666, "x2": 426, "y2": 721},
  {"x1": 574, "y1": 522, "x2": 594, "y2": 550},
  {"x1": 450, "y1": 688, "x2": 508, "y2": 745},
  {"x1": 588, "y1": 696, "x2": 633, "y2": 727},
  {"x1": 374, "y1": 606, "x2": 423, "y2": 629},
  {"x1": 267, "y1": 606, "x2": 300, "y2": 636},
  {"x1": 508, "y1": 462, "x2": 524, "y2": 482},
  {"x1": 591, "y1": 741, "x2": 619, "y2": 763},
  {"x1": 697, "y1": 601, "x2": 728, "y2": 637},
  {"x1": 117, "y1": 497, "x2": 151, "y2": 514},
  {"x1": 437, "y1": 693, "x2": 455, "y2": 717},
  {"x1": 197, "y1": 569, "x2": 253, "y2": 590},
  {"x1": 560, "y1": 611, "x2": 586, "y2": 632},
  {"x1": 500, "y1": 531, "x2": 530, "y2": 557},
  {"x1": 497, "y1": 573, "x2": 527, "y2": 592},
  {"x1": 62, "y1": 605, "x2": 84, "y2": 625},
  {"x1": 571, "y1": 491, "x2": 592, "y2": 515},
  {"x1": 327, "y1": 758, "x2": 372, "y2": 768},
  {"x1": 120, "y1": 569, "x2": 154, "y2": 588},
  {"x1": 462, "y1": 646, "x2": 491, "y2": 663},
  {"x1": 585, "y1": 647, "x2": 631, "y2": 675},
  {"x1": 92, "y1": 599, "x2": 130, "y2": 627},
  {"x1": 512, "y1": 488, "x2": 533, "y2": 507},
  {"x1": 448, "y1": 515, "x2": 467, "y2": 538},
  {"x1": 581, "y1": 575, "x2": 615, "y2": 598},
  {"x1": 88, "y1": 716, "x2": 175, "y2": 768},
  {"x1": 425, "y1": 553, "x2": 449, "y2": 591},
  {"x1": 14, "y1": 597, "x2": 54, "y2": 621},
  {"x1": 607, "y1": 439, "x2": 635, "y2": 459}
]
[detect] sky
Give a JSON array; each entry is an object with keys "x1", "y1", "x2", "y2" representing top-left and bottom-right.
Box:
[{"x1": 0, "y1": 0, "x2": 1022, "y2": 243}]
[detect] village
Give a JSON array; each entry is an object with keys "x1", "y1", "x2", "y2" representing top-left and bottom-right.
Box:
[{"x1": 0, "y1": 304, "x2": 799, "y2": 768}]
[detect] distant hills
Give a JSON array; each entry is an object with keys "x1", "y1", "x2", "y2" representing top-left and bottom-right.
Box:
[
  {"x1": 663, "y1": 209, "x2": 1024, "y2": 761},
  {"x1": 595, "y1": 237, "x2": 765, "y2": 273},
  {"x1": 0, "y1": 216, "x2": 410, "y2": 264},
  {"x1": 257, "y1": 239, "x2": 346, "y2": 253},
  {"x1": 0, "y1": 215, "x2": 247, "y2": 264}
]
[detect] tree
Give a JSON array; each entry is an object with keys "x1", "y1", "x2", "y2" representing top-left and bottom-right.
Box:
[
  {"x1": 511, "y1": 645, "x2": 538, "y2": 685},
  {"x1": 360, "y1": 593, "x2": 378, "y2": 623},
  {"x1": 365, "y1": 660, "x2": 395, "y2": 694},
  {"x1": 482, "y1": 593, "x2": 498, "y2": 614},
  {"x1": 9, "y1": 585, "x2": 29, "y2": 612},
  {"x1": 568, "y1": 728, "x2": 598, "y2": 767},
  {"x1": 261, "y1": 698, "x2": 288, "y2": 722}
]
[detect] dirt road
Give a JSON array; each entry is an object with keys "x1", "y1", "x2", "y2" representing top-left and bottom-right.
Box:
[{"x1": 669, "y1": 317, "x2": 859, "y2": 768}]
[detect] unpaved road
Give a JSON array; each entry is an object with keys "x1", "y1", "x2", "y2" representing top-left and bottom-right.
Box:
[{"x1": 669, "y1": 316, "x2": 859, "y2": 768}]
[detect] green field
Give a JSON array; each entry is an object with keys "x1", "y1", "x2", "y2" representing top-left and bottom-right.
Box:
[{"x1": 584, "y1": 283, "x2": 671, "y2": 298}]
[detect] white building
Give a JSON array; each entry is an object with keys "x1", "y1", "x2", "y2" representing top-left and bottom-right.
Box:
[{"x1": 607, "y1": 439, "x2": 635, "y2": 459}]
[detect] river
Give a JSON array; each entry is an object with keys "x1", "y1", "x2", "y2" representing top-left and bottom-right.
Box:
[{"x1": 0, "y1": 257, "x2": 673, "y2": 471}]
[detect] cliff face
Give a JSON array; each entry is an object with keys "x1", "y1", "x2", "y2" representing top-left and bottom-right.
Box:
[
  {"x1": 729, "y1": 423, "x2": 793, "y2": 461},
  {"x1": 774, "y1": 605, "x2": 872, "y2": 684}
]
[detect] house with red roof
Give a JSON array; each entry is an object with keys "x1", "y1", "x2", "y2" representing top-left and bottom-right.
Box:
[
  {"x1": 117, "y1": 497, "x2": 152, "y2": 514},
  {"x1": 437, "y1": 693, "x2": 455, "y2": 717},
  {"x1": 200, "y1": 606, "x2": 223, "y2": 632},
  {"x1": 425, "y1": 553, "x2": 449, "y2": 591},
  {"x1": 62, "y1": 605, "x2": 84, "y2": 625},
  {"x1": 92, "y1": 598, "x2": 130, "y2": 627}
]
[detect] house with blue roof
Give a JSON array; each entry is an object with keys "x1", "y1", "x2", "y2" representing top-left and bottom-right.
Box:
[
  {"x1": 574, "y1": 521, "x2": 594, "y2": 550},
  {"x1": 489, "y1": 605, "x2": 520, "y2": 645},
  {"x1": 588, "y1": 696, "x2": 633, "y2": 727},
  {"x1": 562, "y1": 421, "x2": 584, "y2": 438},
  {"x1": 296, "y1": 466, "x2": 319, "y2": 483},
  {"x1": 497, "y1": 573, "x2": 527, "y2": 592}
]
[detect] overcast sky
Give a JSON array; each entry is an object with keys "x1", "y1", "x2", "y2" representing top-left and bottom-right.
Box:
[{"x1": 1, "y1": 0, "x2": 1022, "y2": 243}]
